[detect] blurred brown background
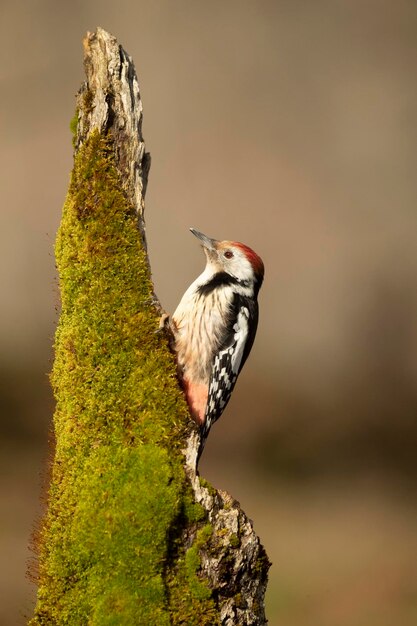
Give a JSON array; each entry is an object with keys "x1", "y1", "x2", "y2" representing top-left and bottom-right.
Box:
[{"x1": 1, "y1": 1, "x2": 416, "y2": 624}]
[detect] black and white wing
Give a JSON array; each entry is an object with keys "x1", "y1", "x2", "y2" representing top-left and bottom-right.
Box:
[{"x1": 200, "y1": 296, "x2": 259, "y2": 447}]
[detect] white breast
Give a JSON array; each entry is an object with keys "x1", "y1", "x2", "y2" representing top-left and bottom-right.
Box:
[{"x1": 172, "y1": 273, "x2": 233, "y2": 383}]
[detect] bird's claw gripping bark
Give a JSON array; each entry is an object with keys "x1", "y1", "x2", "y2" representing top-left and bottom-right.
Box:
[{"x1": 156, "y1": 312, "x2": 170, "y2": 332}]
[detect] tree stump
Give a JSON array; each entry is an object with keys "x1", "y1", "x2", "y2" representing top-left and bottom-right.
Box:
[{"x1": 30, "y1": 27, "x2": 270, "y2": 626}]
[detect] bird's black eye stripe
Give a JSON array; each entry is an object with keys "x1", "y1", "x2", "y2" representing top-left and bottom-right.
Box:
[{"x1": 224, "y1": 250, "x2": 234, "y2": 259}]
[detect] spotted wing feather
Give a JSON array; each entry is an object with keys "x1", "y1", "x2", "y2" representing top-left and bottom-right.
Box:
[{"x1": 200, "y1": 296, "x2": 259, "y2": 448}]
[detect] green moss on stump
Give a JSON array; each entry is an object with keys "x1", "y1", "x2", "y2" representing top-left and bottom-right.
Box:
[
  {"x1": 69, "y1": 111, "x2": 78, "y2": 147},
  {"x1": 31, "y1": 131, "x2": 216, "y2": 624},
  {"x1": 185, "y1": 525, "x2": 213, "y2": 600}
]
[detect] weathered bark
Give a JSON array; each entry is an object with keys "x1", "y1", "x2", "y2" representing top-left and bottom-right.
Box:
[
  {"x1": 75, "y1": 28, "x2": 150, "y2": 243},
  {"x1": 31, "y1": 27, "x2": 269, "y2": 625},
  {"x1": 185, "y1": 433, "x2": 270, "y2": 624}
]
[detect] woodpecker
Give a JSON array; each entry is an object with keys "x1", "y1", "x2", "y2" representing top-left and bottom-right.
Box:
[{"x1": 171, "y1": 228, "x2": 264, "y2": 454}]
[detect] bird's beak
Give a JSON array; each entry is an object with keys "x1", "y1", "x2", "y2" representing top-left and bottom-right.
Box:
[{"x1": 190, "y1": 228, "x2": 218, "y2": 251}]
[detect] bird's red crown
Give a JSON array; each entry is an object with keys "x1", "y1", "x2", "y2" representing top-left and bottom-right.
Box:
[{"x1": 234, "y1": 242, "x2": 264, "y2": 280}]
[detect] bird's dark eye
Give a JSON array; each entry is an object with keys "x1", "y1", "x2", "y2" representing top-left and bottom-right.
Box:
[{"x1": 224, "y1": 250, "x2": 234, "y2": 259}]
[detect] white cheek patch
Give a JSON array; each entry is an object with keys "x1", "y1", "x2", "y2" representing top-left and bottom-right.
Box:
[{"x1": 229, "y1": 255, "x2": 253, "y2": 283}]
